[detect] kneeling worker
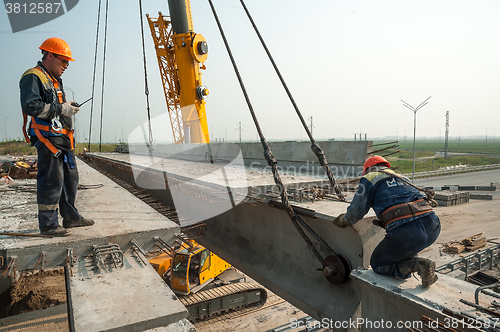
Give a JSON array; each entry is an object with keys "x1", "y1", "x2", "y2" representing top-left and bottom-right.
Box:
[{"x1": 333, "y1": 155, "x2": 440, "y2": 287}]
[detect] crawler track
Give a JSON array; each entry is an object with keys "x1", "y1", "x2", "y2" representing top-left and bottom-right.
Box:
[{"x1": 180, "y1": 282, "x2": 267, "y2": 322}]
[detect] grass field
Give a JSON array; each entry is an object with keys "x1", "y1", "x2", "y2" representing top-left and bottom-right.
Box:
[
  {"x1": 379, "y1": 138, "x2": 500, "y2": 155},
  {"x1": 372, "y1": 138, "x2": 500, "y2": 174},
  {"x1": 0, "y1": 140, "x2": 117, "y2": 156},
  {"x1": 388, "y1": 154, "x2": 500, "y2": 174}
]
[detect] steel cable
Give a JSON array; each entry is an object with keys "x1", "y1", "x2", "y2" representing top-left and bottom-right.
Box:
[
  {"x1": 208, "y1": 0, "x2": 337, "y2": 263},
  {"x1": 87, "y1": 0, "x2": 103, "y2": 151},
  {"x1": 138, "y1": 0, "x2": 154, "y2": 148},
  {"x1": 98, "y1": 0, "x2": 109, "y2": 152},
  {"x1": 239, "y1": 0, "x2": 346, "y2": 203}
]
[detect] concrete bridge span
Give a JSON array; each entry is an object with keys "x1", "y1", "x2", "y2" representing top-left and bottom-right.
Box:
[{"x1": 80, "y1": 142, "x2": 498, "y2": 331}]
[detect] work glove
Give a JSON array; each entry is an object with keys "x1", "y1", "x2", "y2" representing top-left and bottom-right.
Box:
[
  {"x1": 332, "y1": 213, "x2": 350, "y2": 228},
  {"x1": 61, "y1": 101, "x2": 80, "y2": 117}
]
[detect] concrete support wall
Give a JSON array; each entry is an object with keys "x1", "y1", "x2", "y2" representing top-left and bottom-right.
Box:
[{"x1": 121, "y1": 140, "x2": 372, "y2": 178}]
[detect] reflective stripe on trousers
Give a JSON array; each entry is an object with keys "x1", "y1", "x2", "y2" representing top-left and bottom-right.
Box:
[{"x1": 36, "y1": 143, "x2": 81, "y2": 229}]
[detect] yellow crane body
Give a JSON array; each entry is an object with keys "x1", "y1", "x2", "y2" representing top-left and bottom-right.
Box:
[
  {"x1": 147, "y1": 0, "x2": 210, "y2": 144},
  {"x1": 149, "y1": 240, "x2": 230, "y2": 295}
]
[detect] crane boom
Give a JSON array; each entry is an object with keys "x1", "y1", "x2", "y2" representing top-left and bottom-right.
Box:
[{"x1": 147, "y1": 0, "x2": 210, "y2": 144}]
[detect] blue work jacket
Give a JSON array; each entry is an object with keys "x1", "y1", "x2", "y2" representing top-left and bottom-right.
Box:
[
  {"x1": 344, "y1": 168, "x2": 428, "y2": 231},
  {"x1": 20, "y1": 61, "x2": 72, "y2": 150}
]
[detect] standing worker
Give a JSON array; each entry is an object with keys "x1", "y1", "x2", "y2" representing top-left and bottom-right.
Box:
[
  {"x1": 19, "y1": 37, "x2": 94, "y2": 236},
  {"x1": 332, "y1": 155, "x2": 440, "y2": 287}
]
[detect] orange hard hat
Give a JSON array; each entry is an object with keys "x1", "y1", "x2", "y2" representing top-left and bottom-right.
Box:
[
  {"x1": 363, "y1": 155, "x2": 391, "y2": 175},
  {"x1": 39, "y1": 37, "x2": 75, "y2": 61}
]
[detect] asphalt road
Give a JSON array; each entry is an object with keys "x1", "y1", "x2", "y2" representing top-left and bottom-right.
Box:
[{"x1": 414, "y1": 169, "x2": 500, "y2": 187}]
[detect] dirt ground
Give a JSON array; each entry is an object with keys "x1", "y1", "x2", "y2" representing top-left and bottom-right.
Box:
[{"x1": 0, "y1": 269, "x2": 66, "y2": 319}]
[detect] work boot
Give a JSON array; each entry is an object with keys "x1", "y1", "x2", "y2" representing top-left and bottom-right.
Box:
[
  {"x1": 63, "y1": 217, "x2": 95, "y2": 228},
  {"x1": 397, "y1": 257, "x2": 438, "y2": 288},
  {"x1": 40, "y1": 226, "x2": 70, "y2": 237}
]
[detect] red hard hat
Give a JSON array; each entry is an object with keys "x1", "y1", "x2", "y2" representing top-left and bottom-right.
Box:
[
  {"x1": 39, "y1": 37, "x2": 75, "y2": 61},
  {"x1": 363, "y1": 155, "x2": 391, "y2": 175}
]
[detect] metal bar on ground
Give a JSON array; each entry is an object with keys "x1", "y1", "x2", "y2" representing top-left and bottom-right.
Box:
[
  {"x1": 475, "y1": 283, "x2": 500, "y2": 304},
  {"x1": 0, "y1": 232, "x2": 53, "y2": 238},
  {"x1": 460, "y1": 299, "x2": 500, "y2": 318},
  {"x1": 64, "y1": 265, "x2": 76, "y2": 332}
]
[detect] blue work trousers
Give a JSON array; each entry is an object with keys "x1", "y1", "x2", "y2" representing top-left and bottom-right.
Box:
[
  {"x1": 370, "y1": 212, "x2": 441, "y2": 279},
  {"x1": 36, "y1": 144, "x2": 81, "y2": 230}
]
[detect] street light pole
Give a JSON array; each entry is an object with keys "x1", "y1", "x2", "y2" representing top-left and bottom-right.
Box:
[{"x1": 401, "y1": 96, "x2": 431, "y2": 183}]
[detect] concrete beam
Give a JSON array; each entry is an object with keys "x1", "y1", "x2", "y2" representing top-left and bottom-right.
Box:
[{"x1": 123, "y1": 140, "x2": 371, "y2": 178}]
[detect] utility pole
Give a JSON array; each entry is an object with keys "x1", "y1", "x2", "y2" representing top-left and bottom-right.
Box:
[
  {"x1": 4, "y1": 115, "x2": 10, "y2": 142},
  {"x1": 121, "y1": 118, "x2": 125, "y2": 143},
  {"x1": 444, "y1": 111, "x2": 449, "y2": 159},
  {"x1": 401, "y1": 96, "x2": 431, "y2": 184},
  {"x1": 235, "y1": 122, "x2": 242, "y2": 143},
  {"x1": 484, "y1": 127, "x2": 488, "y2": 154},
  {"x1": 309, "y1": 116, "x2": 313, "y2": 136}
]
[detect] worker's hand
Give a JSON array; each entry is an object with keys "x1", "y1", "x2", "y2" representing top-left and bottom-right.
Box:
[
  {"x1": 332, "y1": 213, "x2": 350, "y2": 228},
  {"x1": 61, "y1": 101, "x2": 80, "y2": 117}
]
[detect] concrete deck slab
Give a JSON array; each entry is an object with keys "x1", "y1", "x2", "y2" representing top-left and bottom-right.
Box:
[
  {"x1": 0, "y1": 304, "x2": 67, "y2": 332},
  {"x1": 145, "y1": 319, "x2": 196, "y2": 331},
  {"x1": 71, "y1": 252, "x2": 188, "y2": 332},
  {"x1": 0, "y1": 305, "x2": 195, "y2": 332},
  {"x1": 1, "y1": 158, "x2": 181, "y2": 272}
]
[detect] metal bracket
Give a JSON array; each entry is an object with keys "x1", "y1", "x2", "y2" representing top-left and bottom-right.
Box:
[
  {"x1": 33, "y1": 252, "x2": 45, "y2": 274},
  {"x1": 66, "y1": 248, "x2": 74, "y2": 276},
  {"x1": 2, "y1": 256, "x2": 17, "y2": 279},
  {"x1": 93, "y1": 244, "x2": 124, "y2": 269},
  {"x1": 131, "y1": 239, "x2": 148, "y2": 265}
]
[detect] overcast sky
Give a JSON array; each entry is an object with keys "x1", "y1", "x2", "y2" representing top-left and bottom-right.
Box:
[{"x1": 1, "y1": 0, "x2": 500, "y2": 144}]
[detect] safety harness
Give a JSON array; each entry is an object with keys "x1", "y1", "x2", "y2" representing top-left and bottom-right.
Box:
[
  {"x1": 22, "y1": 66, "x2": 75, "y2": 158},
  {"x1": 373, "y1": 169, "x2": 438, "y2": 228}
]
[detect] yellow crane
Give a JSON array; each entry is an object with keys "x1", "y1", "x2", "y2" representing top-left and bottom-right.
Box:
[{"x1": 146, "y1": 0, "x2": 210, "y2": 144}]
